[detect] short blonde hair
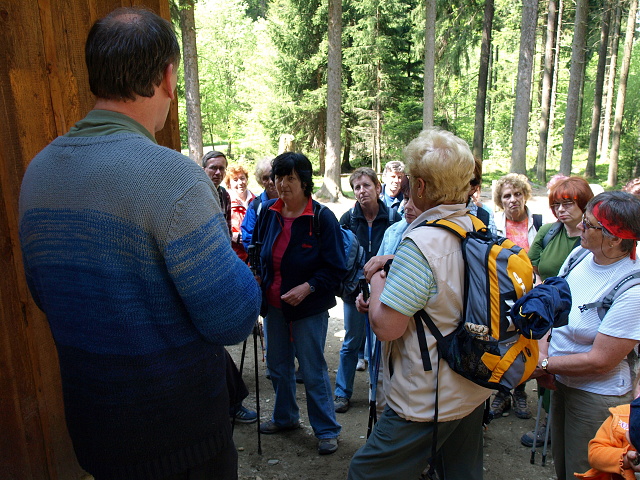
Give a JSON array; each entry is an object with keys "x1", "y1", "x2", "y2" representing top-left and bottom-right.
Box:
[
  {"x1": 403, "y1": 128, "x2": 474, "y2": 205},
  {"x1": 492, "y1": 173, "x2": 532, "y2": 210},
  {"x1": 224, "y1": 164, "x2": 249, "y2": 188}
]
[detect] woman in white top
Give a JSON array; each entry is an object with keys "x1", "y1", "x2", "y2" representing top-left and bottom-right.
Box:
[{"x1": 533, "y1": 191, "x2": 640, "y2": 480}]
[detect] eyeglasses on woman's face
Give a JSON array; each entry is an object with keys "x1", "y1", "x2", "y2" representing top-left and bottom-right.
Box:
[
  {"x1": 581, "y1": 214, "x2": 603, "y2": 231},
  {"x1": 551, "y1": 200, "x2": 576, "y2": 211}
]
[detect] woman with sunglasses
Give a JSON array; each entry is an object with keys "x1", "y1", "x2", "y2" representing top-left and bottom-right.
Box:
[
  {"x1": 528, "y1": 176, "x2": 594, "y2": 282},
  {"x1": 533, "y1": 191, "x2": 640, "y2": 480}
]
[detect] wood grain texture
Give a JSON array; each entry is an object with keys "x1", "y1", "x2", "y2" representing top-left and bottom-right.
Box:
[{"x1": 0, "y1": 1, "x2": 179, "y2": 478}]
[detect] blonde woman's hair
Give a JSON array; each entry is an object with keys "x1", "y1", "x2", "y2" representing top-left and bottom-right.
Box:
[
  {"x1": 403, "y1": 128, "x2": 475, "y2": 205},
  {"x1": 492, "y1": 173, "x2": 533, "y2": 210}
]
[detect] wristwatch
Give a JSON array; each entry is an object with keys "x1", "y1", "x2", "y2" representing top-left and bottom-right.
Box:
[{"x1": 541, "y1": 357, "x2": 549, "y2": 372}]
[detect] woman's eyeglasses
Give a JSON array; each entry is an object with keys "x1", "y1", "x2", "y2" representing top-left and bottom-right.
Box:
[
  {"x1": 551, "y1": 200, "x2": 575, "y2": 210},
  {"x1": 581, "y1": 214, "x2": 603, "y2": 231}
]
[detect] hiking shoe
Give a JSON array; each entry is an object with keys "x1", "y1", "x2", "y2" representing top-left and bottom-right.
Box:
[
  {"x1": 259, "y1": 420, "x2": 300, "y2": 434},
  {"x1": 356, "y1": 359, "x2": 367, "y2": 371},
  {"x1": 521, "y1": 420, "x2": 550, "y2": 447},
  {"x1": 230, "y1": 404, "x2": 258, "y2": 424},
  {"x1": 489, "y1": 392, "x2": 511, "y2": 419},
  {"x1": 318, "y1": 437, "x2": 338, "y2": 455},
  {"x1": 334, "y1": 396, "x2": 350, "y2": 413},
  {"x1": 513, "y1": 390, "x2": 531, "y2": 419}
]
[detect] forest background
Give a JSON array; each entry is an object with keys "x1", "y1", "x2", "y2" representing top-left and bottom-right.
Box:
[{"x1": 170, "y1": 0, "x2": 640, "y2": 198}]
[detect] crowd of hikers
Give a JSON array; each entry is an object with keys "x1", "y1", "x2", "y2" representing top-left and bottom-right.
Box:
[{"x1": 17, "y1": 6, "x2": 640, "y2": 480}]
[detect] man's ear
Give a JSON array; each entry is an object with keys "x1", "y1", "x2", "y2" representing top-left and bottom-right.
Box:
[{"x1": 164, "y1": 63, "x2": 177, "y2": 101}]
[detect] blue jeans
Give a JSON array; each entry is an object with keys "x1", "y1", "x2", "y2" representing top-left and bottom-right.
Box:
[
  {"x1": 335, "y1": 301, "x2": 366, "y2": 399},
  {"x1": 265, "y1": 306, "x2": 341, "y2": 439}
]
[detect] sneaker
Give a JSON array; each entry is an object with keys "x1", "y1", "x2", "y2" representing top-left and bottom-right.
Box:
[
  {"x1": 259, "y1": 419, "x2": 300, "y2": 434},
  {"x1": 334, "y1": 396, "x2": 350, "y2": 413},
  {"x1": 318, "y1": 437, "x2": 338, "y2": 455},
  {"x1": 230, "y1": 404, "x2": 258, "y2": 424},
  {"x1": 521, "y1": 420, "x2": 550, "y2": 447},
  {"x1": 356, "y1": 359, "x2": 367, "y2": 371},
  {"x1": 513, "y1": 390, "x2": 531, "y2": 419},
  {"x1": 489, "y1": 392, "x2": 511, "y2": 419}
]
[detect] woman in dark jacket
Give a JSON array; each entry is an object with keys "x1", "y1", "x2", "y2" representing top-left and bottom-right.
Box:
[
  {"x1": 334, "y1": 167, "x2": 401, "y2": 414},
  {"x1": 253, "y1": 152, "x2": 346, "y2": 455}
]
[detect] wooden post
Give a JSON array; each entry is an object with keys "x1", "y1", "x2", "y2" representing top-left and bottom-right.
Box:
[{"x1": 0, "y1": 1, "x2": 180, "y2": 478}]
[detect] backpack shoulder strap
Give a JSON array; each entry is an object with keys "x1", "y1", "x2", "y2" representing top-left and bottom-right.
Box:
[
  {"x1": 560, "y1": 247, "x2": 590, "y2": 277},
  {"x1": 583, "y1": 271, "x2": 640, "y2": 320},
  {"x1": 313, "y1": 202, "x2": 325, "y2": 237},
  {"x1": 475, "y1": 206, "x2": 490, "y2": 227},
  {"x1": 533, "y1": 214, "x2": 543, "y2": 231},
  {"x1": 542, "y1": 221, "x2": 563, "y2": 248},
  {"x1": 348, "y1": 207, "x2": 356, "y2": 232},
  {"x1": 417, "y1": 218, "x2": 468, "y2": 240}
]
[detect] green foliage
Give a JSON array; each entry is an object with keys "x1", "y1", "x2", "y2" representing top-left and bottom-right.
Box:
[{"x1": 175, "y1": 0, "x2": 640, "y2": 188}]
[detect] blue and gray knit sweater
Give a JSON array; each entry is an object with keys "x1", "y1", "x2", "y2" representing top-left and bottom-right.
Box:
[{"x1": 19, "y1": 111, "x2": 261, "y2": 479}]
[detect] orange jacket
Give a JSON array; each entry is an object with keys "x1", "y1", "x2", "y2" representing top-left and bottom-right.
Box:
[{"x1": 575, "y1": 404, "x2": 636, "y2": 480}]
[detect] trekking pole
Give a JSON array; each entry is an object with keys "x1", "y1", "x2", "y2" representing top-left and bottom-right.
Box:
[
  {"x1": 542, "y1": 390, "x2": 553, "y2": 466},
  {"x1": 360, "y1": 278, "x2": 378, "y2": 439},
  {"x1": 530, "y1": 386, "x2": 545, "y2": 464},
  {"x1": 238, "y1": 243, "x2": 261, "y2": 453},
  {"x1": 253, "y1": 321, "x2": 262, "y2": 454}
]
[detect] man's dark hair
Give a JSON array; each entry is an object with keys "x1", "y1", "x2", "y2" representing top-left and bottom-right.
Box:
[
  {"x1": 201, "y1": 150, "x2": 227, "y2": 168},
  {"x1": 86, "y1": 7, "x2": 180, "y2": 101},
  {"x1": 272, "y1": 152, "x2": 314, "y2": 197}
]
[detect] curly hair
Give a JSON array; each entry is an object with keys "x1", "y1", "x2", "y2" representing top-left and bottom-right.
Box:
[
  {"x1": 403, "y1": 128, "x2": 474, "y2": 206},
  {"x1": 224, "y1": 165, "x2": 250, "y2": 188},
  {"x1": 492, "y1": 173, "x2": 532, "y2": 210}
]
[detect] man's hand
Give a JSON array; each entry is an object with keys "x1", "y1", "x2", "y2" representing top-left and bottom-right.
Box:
[{"x1": 355, "y1": 292, "x2": 369, "y2": 314}]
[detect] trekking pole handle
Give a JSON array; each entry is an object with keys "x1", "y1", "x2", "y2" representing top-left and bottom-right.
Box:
[{"x1": 359, "y1": 277, "x2": 369, "y2": 301}]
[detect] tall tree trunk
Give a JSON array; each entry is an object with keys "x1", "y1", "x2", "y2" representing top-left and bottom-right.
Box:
[
  {"x1": 536, "y1": 0, "x2": 559, "y2": 184},
  {"x1": 559, "y1": 0, "x2": 589, "y2": 175},
  {"x1": 510, "y1": 0, "x2": 539, "y2": 174},
  {"x1": 600, "y1": 2, "x2": 622, "y2": 163},
  {"x1": 608, "y1": 0, "x2": 638, "y2": 187},
  {"x1": 318, "y1": 0, "x2": 343, "y2": 201},
  {"x1": 548, "y1": 0, "x2": 564, "y2": 145},
  {"x1": 179, "y1": 0, "x2": 203, "y2": 162},
  {"x1": 423, "y1": 0, "x2": 436, "y2": 128},
  {"x1": 473, "y1": 0, "x2": 494, "y2": 161},
  {"x1": 341, "y1": 125, "x2": 352, "y2": 171},
  {"x1": 585, "y1": 5, "x2": 611, "y2": 179}
]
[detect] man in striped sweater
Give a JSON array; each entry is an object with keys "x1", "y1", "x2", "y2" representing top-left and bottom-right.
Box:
[{"x1": 18, "y1": 7, "x2": 260, "y2": 480}]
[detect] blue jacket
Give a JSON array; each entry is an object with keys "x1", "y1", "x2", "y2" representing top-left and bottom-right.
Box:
[
  {"x1": 254, "y1": 197, "x2": 347, "y2": 321},
  {"x1": 241, "y1": 190, "x2": 270, "y2": 252}
]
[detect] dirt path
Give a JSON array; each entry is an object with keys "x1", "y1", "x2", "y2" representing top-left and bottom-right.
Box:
[{"x1": 228, "y1": 309, "x2": 556, "y2": 480}]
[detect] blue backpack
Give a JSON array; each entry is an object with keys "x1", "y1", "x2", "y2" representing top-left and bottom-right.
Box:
[{"x1": 313, "y1": 204, "x2": 366, "y2": 298}]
